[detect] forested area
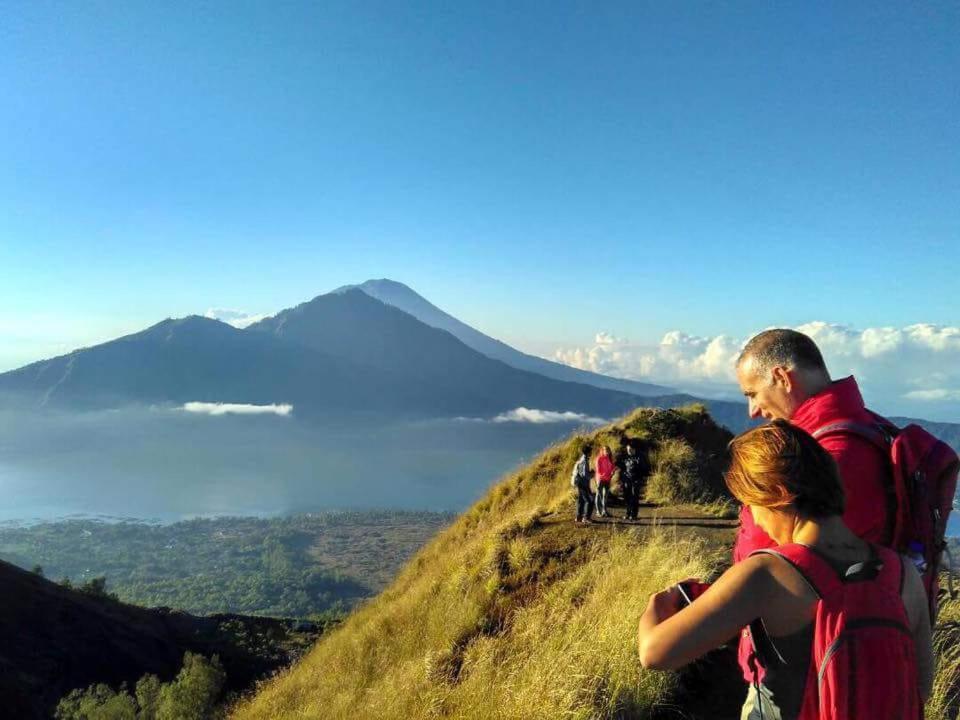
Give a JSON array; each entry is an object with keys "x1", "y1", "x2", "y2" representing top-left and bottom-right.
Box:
[{"x1": 0, "y1": 511, "x2": 452, "y2": 618}]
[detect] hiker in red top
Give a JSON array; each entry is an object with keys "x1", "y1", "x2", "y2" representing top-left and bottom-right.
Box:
[
  {"x1": 733, "y1": 329, "x2": 894, "y2": 685},
  {"x1": 637, "y1": 422, "x2": 933, "y2": 720},
  {"x1": 594, "y1": 445, "x2": 615, "y2": 518},
  {"x1": 734, "y1": 329, "x2": 892, "y2": 559}
]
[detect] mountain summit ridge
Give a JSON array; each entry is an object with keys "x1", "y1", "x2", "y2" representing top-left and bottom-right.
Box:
[{"x1": 336, "y1": 279, "x2": 675, "y2": 397}]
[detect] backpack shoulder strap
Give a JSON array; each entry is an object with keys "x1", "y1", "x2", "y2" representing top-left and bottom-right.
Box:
[
  {"x1": 752, "y1": 543, "x2": 894, "y2": 592},
  {"x1": 750, "y1": 544, "x2": 835, "y2": 598},
  {"x1": 812, "y1": 419, "x2": 894, "y2": 454}
]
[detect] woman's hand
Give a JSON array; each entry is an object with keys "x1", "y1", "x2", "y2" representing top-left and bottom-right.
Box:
[
  {"x1": 637, "y1": 557, "x2": 772, "y2": 671},
  {"x1": 648, "y1": 585, "x2": 684, "y2": 619}
]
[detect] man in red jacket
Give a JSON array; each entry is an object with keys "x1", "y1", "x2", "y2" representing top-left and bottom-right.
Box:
[{"x1": 732, "y1": 328, "x2": 893, "y2": 703}]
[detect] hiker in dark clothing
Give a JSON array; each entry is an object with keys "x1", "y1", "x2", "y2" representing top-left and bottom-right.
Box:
[
  {"x1": 619, "y1": 441, "x2": 648, "y2": 520},
  {"x1": 571, "y1": 444, "x2": 594, "y2": 524}
]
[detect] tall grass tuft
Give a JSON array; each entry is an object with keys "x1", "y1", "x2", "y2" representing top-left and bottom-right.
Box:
[
  {"x1": 644, "y1": 438, "x2": 705, "y2": 505},
  {"x1": 927, "y1": 589, "x2": 960, "y2": 720}
]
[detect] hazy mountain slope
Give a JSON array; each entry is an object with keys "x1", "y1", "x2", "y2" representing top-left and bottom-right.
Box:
[
  {"x1": 336, "y1": 279, "x2": 674, "y2": 396},
  {"x1": 231, "y1": 406, "x2": 745, "y2": 720},
  {"x1": 0, "y1": 315, "x2": 399, "y2": 414},
  {"x1": 0, "y1": 559, "x2": 319, "y2": 719},
  {"x1": 0, "y1": 308, "x2": 642, "y2": 419},
  {"x1": 246, "y1": 288, "x2": 650, "y2": 418}
]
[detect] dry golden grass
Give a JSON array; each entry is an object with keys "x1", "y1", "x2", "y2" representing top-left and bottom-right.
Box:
[
  {"x1": 644, "y1": 438, "x2": 703, "y2": 505},
  {"x1": 230, "y1": 406, "x2": 733, "y2": 720},
  {"x1": 231, "y1": 524, "x2": 722, "y2": 720},
  {"x1": 927, "y1": 588, "x2": 960, "y2": 720}
]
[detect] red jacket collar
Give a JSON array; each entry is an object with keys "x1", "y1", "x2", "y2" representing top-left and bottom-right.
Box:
[{"x1": 790, "y1": 376, "x2": 868, "y2": 433}]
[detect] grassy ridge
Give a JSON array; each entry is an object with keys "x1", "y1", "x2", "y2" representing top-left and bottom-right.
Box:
[
  {"x1": 231, "y1": 405, "x2": 960, "y2": 719},
  {"x1": 230, "y1": 406, "x2": 739, "y2": 719}
]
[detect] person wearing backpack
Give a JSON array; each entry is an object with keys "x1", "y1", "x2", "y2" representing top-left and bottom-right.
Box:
[
  {"x1": 637, "y1": 421, "x2": 933, "y2": 720},
  {"x1": 733, "y1": 329, "x2": 958, "y2": 683},
  {"x1": 594, "y1": 445, "x2": 615, "y2": 518},
  {"x1": 571, "y1": 443, "x2": 594, "y2": 524},
  {"x1": 619, "y1": 441, "x2": 648, "y2": 520}
]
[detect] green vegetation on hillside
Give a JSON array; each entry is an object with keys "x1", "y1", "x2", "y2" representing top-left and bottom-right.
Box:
[
  {"x1": 56, "y1": 652, "x2": 226, "y2": 720},
  {"x1": 0, "y1": 512, "x2": 451, "y2": 618}
]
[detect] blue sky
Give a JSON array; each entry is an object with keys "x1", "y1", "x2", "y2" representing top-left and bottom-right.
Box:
[{"x1": 1, "y1": 2, "x2": 958, "y2": 416}]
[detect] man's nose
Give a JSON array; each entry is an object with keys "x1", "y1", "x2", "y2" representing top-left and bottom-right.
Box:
[{"x1": 748, "y1": 401, "x2": 762, "y2": 419}]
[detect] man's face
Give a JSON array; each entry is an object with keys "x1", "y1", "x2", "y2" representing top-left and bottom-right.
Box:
[{"x1": 736, "y1": 357, "x2": 799, "y2": 421}]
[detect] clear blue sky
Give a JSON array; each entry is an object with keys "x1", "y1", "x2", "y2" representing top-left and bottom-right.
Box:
[{"x1": 2, "y1": 1, "x2": 958, "y2": 372}]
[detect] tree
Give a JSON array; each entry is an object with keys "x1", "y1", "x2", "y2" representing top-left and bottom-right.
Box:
[
  {"x1": 134, "y1": 675, "x2": 161, "y2": 720},
  {"x1": 55, "y1": 683, "x2": 137, "y2": 720},
  {"x1": 53, "y1": 653, "x2": 225, "y2": 720},
  {"x1": 156, "y1": 652, "x2": 225, "y2": 720}
]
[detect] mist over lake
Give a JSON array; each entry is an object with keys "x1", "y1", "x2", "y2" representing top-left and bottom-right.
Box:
[{"x1": 0, "y1": 407, "x2": 586, "y2": 523}]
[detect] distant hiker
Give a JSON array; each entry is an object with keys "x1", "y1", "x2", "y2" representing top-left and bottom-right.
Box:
[
  {"x1": 733, "y1": 328, "x2": 958, "y2": 688},
  {"x1": 594, "y1": 445, "x2": 615, "y2": 518},
  {"x1": 638, "y1": 421, "x2": 933, "y2": 720},
  {"x1": 571, "y1": 443, "x2": 594, "y2": 524},
  {"x1": 619, "y1": 441, "x2": 648, "y2": 520}
]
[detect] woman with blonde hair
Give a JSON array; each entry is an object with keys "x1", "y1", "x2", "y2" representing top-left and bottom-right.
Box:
[{"x1": 637, "y1": 420, "x2": 932, "y2": 720}]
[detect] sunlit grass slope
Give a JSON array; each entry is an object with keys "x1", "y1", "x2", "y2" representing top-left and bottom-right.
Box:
[
  {"x1": 232, "y1": 406, "x2": 738, "y2": 719},
  {"x1": 232, "y1": 404, "x2": 960, "y2": 720}
]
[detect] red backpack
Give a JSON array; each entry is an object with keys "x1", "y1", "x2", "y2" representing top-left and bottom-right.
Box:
[
  {"x1": 752, "y1": 543, "x2": 921, "y2": 720},
  {"x1": 813, "y1": 416, "x2": 959, "y2": 621}
]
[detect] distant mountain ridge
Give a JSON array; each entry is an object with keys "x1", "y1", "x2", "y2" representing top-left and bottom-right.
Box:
[
  {"x1": 0, "y1": 290, "x2": 653, "y2": 421},
  {"x1": 1, "y1": 280, "x2": 957, "y2": 450},
  {"x1": 335, "y1": 279, "x2": 674, "y2": 397}
]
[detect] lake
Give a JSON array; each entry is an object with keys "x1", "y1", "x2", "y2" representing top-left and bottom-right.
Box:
[{"x1": 0, "y1": 407, "x2": 585, "y2": 523}]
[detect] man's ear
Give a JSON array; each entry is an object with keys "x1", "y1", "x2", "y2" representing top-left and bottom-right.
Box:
[{"x1": 771, "y1": 365, "x2": 793, "y2": 393}]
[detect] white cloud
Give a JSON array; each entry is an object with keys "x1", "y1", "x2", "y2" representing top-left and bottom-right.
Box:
[
  {"x1": 553, "y1": 322, "x2": 960, "y2": 418},
  {"x1": 492, "y1": 407, "x2": 606, "y2": 424},
  {"x1": 203, "y1": 308, "x2": 271, "y2": 329},
  {"x1": 903, "y1": 389, "x2": 960, "y2": 402},
  {"x1": 181, "y1": 402, "x2": 293, "y2": 417}
]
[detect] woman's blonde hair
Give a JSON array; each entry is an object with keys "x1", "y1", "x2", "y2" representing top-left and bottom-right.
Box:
[{"x1": 725, "y1": 419, "x2": 844, "y2": 518}]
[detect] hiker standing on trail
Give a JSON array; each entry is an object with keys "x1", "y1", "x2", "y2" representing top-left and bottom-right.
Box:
[
  {"x1": 619, "y1": 441, "x2": 647, "y2": 521},
  {"x1": 732, "y1": 328, "x2": 957, "y2": 697},
  {"x1": 594, "y1": 445, "x2": 615, "y2": 518},
  {"x1": 637, "y1": 421, "x2": 933, "y2": 720},
  {"x1": 571, "y1": 443, "x2": 594, "y2": 524}
]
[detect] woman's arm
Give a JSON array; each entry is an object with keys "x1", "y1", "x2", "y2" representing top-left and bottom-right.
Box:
[
  {"x1": 900, "y1": 560, "x2": 934, "y2": 701},
  {"x1": 638, "y1": 555, "x2": 774, "y2": 670}
]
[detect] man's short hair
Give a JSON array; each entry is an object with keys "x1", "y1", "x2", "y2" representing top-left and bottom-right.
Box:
[{"x1": 737, "y1": 329, "x2": 828, "y2": 376}]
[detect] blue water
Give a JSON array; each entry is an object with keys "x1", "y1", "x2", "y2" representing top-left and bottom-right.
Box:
[{"x1": 0, "y1": 408, "x2": 583, "y2": 523}]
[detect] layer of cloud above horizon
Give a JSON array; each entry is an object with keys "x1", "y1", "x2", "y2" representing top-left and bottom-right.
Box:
[
  {"x1": 553, "y1": 322, "x2": 960, "y2": 416},
  {"x1": 492, "y1": 407, "x2": 607, "y2": 425},
  {"x1": 181, "y1": 402, "x2": 293, "y2": 417}
]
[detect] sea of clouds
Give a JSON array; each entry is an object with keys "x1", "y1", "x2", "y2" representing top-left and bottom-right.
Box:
[{"x1": 554, "y1": 322, "x2": 960, "y2": 420}]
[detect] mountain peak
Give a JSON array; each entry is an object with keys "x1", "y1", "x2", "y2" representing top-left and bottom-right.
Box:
[
  {"x1": 332, "y1": 278, "x2": 419, "y2": 299},
  {"x1": 140, "y1": 314, "x2": 233, "y2": 336}
]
